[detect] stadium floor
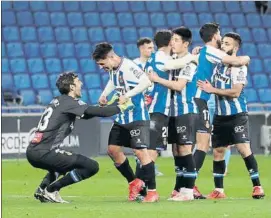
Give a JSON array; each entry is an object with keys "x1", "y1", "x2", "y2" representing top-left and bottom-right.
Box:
[{"x1": 2, "y1": 155, "x2": 271, "y2": 218}]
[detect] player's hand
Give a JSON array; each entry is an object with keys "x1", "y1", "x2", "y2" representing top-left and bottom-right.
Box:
[
  {"x1": 197, "y1": 80, "x2": 214, "y2": 93},
  {"x1": 99, "y1": 95, "x2": 107, "y2": 106},
  {"x1": 148, "y1": 71, "x2": 159, "y2": 82},
  {"x1": 192, "y1": 46, "x2": 202, "y2": 55},
  {"x1": 240, "y1": 56, "x2": 250, "y2": 66},
  {"x1": 118, "y1": 95, "x2": 128, "y2": 104}
]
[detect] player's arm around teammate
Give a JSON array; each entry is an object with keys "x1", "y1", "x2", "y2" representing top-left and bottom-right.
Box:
[
  {"x1": 149, "y1": 27, "x2": 199, "y2": 201},
  {"x1": 198, "y1": 33, "x2": 264, "y2": 199}
]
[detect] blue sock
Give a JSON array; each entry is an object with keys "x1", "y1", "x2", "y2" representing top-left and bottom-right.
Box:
[{"x1": 224, "y1": 148, "x2": 231, "y2": 168}]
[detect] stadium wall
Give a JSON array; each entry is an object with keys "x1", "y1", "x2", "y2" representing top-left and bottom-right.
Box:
[{"x1": 1, "y1": 113, "x2": 271, "y2": 159}]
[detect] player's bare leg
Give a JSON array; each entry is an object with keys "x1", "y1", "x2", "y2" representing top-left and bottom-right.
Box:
[
  {"x1": 207, "y1": 147, "x2": 227, "y2": 199},
  {"x1": 236, "y1": 143, "x2": 265, "y2": 199}
]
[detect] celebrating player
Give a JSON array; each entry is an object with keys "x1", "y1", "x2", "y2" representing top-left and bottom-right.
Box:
[
  {"x1": 148, "y1": 27, "x2": 198, "y2": 201},
  {"x1": 92, "y1": 42, "x2": 159, "y2": 202},
  {"x1": 197, "y1": 32, "x2": 265, "y2": 199},
  {"x1": 27, "y1": 72, "x2": 133, "y2": 203},
  {"x1": 193, "y1": 23, "x2": 251, "y2": 197}
]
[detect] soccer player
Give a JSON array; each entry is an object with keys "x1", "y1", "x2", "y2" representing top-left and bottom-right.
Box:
[
  {"x1": 193, "y1": 23, "x2": 250, "y2": 198},
  {"x1": 92, "y1": 42, "x2": 158, "y2": 202},
  {"x1": 197, "y1": 32, "x2": 265, "y2": 199},
  {"x1": 27, "y1": 72, "x2": 133, "y2": 203},
  {"x1": 148, "y1": 27, "x2": 198, "y2": 201},
  {"x1": 144, "y1": 30, "x2": 197, "y2": 166},
  {"x1": 133, "y1": 37, "x2": 155, "y2": 69}
]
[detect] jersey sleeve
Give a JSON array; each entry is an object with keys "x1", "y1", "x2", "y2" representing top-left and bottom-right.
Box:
[
  {"x1": 64, "y1": 98, "x2": 89, "y2": 116},
  {"x1": 177, "y1": 62, "x2": 197, "y2": 82},
  {"x1": 122, "y1": 59, "x2": 146, "y2": 86},
  {"x1": 205, "y1": 46, "x2": 227, "y2": 64},
  {"x1": 231, "y1": 66, "x2": 247, "y2": 85},
  {"x1": 155, "y1": 51, "x2": 170, "y2": 71}
]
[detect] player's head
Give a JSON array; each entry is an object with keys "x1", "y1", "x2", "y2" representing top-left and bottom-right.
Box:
[
  {"x1": 154, "y1": 29, "x2": 172, "y2": 49},
  {"x1": 221, "y1": 32, "x2": 242, "y2": 56},
  {"x1": 172, "y1": 26, "x2": 192, "y2": 54},
  {"x1": 56, "y1": 72, "x2": 83, "y2": 98},
  {"x1": 137, "y1": 37, "x2": 155, "y2": 58},
  {"x1": 92, "y1": 42, "x2": 118, "y2": 72},
  {"x1": 199, "y1": 22, "x2": 221, "y2": 48}
]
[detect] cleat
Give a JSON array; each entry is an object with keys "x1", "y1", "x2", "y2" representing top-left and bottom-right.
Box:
[
  {"x1": 167, "y1": 190, "x2": 179, "y2": 200},
  {"x1": 170, "y1": 189, "x2": 194, "y2": 201},
  {"x1": 252, "y1": 186, "x2": 265, "y2": 199},
  {"x1": 207, "y1": 190, "x2": 226, "y2": 199},
  {"x1": 118, "y1": 98, "x2": 134, "y2": 112},
  {"x1": 193, "y1": 186, "x2": 206, "y2": 199},
  {"x1": 128, "y1": 178, "x2": 145, "y2": 201},
  {"x1": 142, "y1": 191, "x2": 159, "y2": 203},
  {"x1": 55, "y1": 191, "x2": 69, "y2": 203},
  {"x1": 41, "y1": 188, "x2": 63, "y2": 203},
  {"x1": 34, "y1": 187, "x2": 49, "y2": 203}
]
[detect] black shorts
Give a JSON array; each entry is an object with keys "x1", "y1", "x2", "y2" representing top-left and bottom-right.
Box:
[
  {"x1": 149, "y1": 112, "x2": 169, "y2": 151},
  {"x1": 194, "y1": 98, "x2": 212, "y2": 133},
  {"x1": 212, "y1": 112, "x2": 250, "y2": 148},
  {"x1": 26, "y1": 145, "x2": 79, "y2": 174},
  {"x1": 108, "y1": 120, "x2": 150, "y2": 149},
  {"x1": 168, "y1": 114, "x2": 198, "y2": 145}
]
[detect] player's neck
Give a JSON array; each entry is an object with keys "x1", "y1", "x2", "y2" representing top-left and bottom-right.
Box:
[
  {"x1": 68, "y1": 93, "x2": 76, "y2": 99},
  {"x1": 158, "y1": 47, "x2": 171, "y2": 55},
  {"x1": 114, "y1": 56, "x2": 123, "y2": 69},
  {"x1": 177, "y1": 51, "x2": 189, "y2": 58},
  {"x1": 139, "y1": 56, "x2": 148, "y2": 63},
  {"x1": 205, "y1": 41, "x2": 218, "y2": 48}
]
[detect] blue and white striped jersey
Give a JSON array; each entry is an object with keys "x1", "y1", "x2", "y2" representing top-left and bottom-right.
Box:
[
  {"x1": 145, "y1": 51, "x2": 172, "y2": 116},
  {"x1": 133, "y1": 58, "x2": 146, "y2": 70},
  {"x1": 171, "y1": 55, "x2": 198, "y2": 116},
  {"x1": 213, "y1": 64, "x2": 248, "y2": 115},
  {"x1": 195, "y1": 45, "x2": 227, "y2": 101},
  {"x1": 109, "y1": 57, "x2": 150, "y2": 124}
]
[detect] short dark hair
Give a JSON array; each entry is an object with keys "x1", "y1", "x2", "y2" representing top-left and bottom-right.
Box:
[
  {"x1": 199, "y1": 22, "x2": 220, "y2": 43},
  {"x1": 172, "y1": 26, "x2": 192, "y2": 45},
  {"x1": 223, "y1": 32, "x2": 242, "y2": 47},
  {"x1": 154, "y1": 30, "x2": 172, "y2": 49},
  {"x1": 92, "y1": 42, "x2": 113, "y2": 61},
  {"x1": 137, "y1": 37, "x2": 153, "y2": 48},
  {"x1": 56, "y1": 72, "x2": 78, "y2": 95}
]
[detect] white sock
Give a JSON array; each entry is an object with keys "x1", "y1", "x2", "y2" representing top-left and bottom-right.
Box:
[{"x1": 215, "y1": 188, "x2": 224, "y2": 193}]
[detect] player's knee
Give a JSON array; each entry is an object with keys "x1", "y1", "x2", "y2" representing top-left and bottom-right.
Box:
[
  {"x1": 213, "y1": 147, "x2": 225, "y2": 160},
  {"x1": 84, "y1": 158, "x2": 99, "y2": 177},
  {"x1": 107, "y1": 145, "x2": 119, "y2": 158},
  {"x1": 236, "y1": 143, "x2": 251, "y2": 158}
]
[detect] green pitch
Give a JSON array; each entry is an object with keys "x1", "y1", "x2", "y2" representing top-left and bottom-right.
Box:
[{"x1": 2, "y1": 155, "x2": 271, "y2": 218}]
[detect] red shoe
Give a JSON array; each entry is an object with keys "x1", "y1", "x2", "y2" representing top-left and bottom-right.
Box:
[
  {"x1": 128, "y1": 179, "x2": 145, "y2": 201},
  {"x1": 170, "y1": 190, "x2": 179, "y2": 198},
  {"x1": 252, "y1": 186, "x2": 265, "y2": 199},
  {"x1": 193, "y1": 186, "x2": 206, "y2": 199},
  {"x1": 142, "y1": 190, "x2": 159, "y2": 203},
  {"x1": 207, "y1": 190, "x2": 226, "y2": 199}
]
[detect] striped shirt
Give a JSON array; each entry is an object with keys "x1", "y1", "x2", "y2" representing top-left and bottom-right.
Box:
[
  {"x1": 171, "y1": 54, "x2": 198, "y2": 116},
  {"x1": 195, "y1": 45, "x2": 227, "y2": 101},
  {"x1": 145, "y1": 51, "x2": 172, "y2": 116},
  {"x1": 213, "y1": 64, "x2": 248, "y2": 115},
  {"x1": 133, "y1": 58, "x2": 147, "y2": 70},
  {"x1": 110, "y1": 57, "x2": 150, "y2": 124}
]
